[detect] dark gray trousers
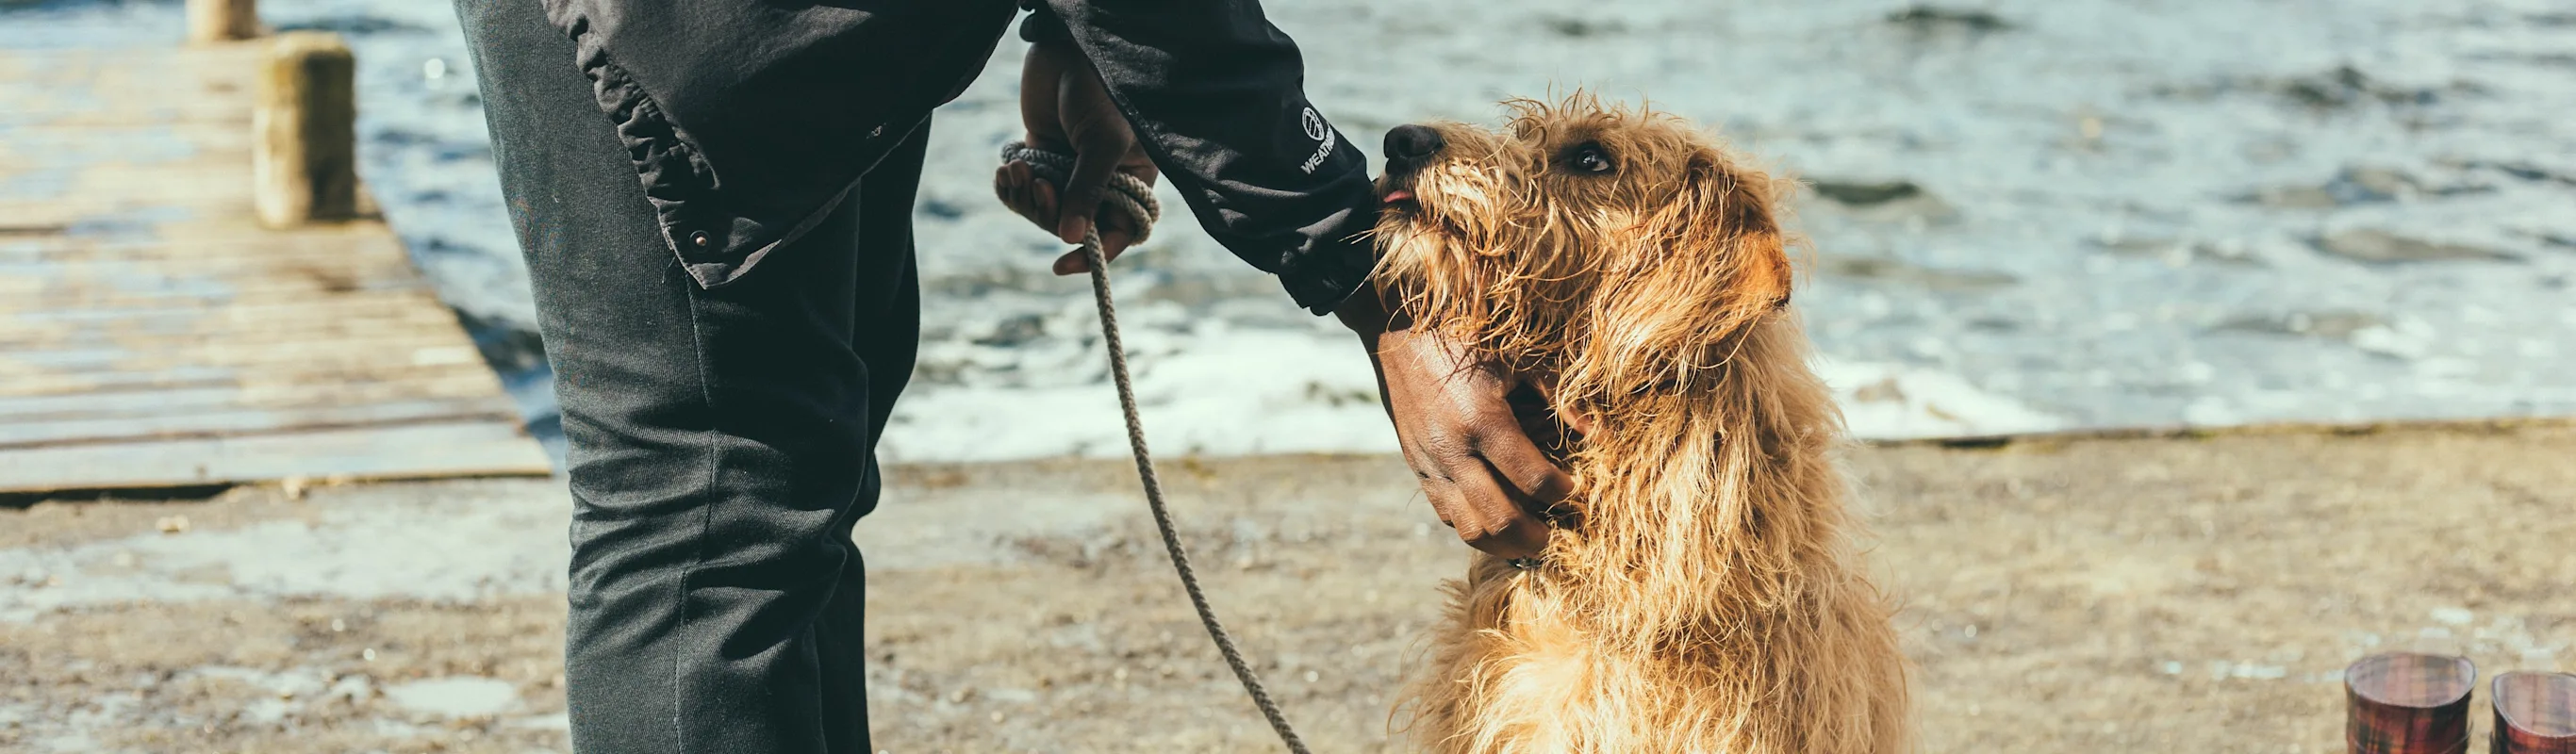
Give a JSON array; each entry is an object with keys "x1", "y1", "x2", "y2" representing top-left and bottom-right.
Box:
[{"x1": 455, "y1": 1, "x2": 922, "y2": 750}]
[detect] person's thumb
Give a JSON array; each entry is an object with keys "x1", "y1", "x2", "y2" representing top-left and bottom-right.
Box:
[{"x1": 1054, "y1": 147, "x2": 1118, "y2": 246}]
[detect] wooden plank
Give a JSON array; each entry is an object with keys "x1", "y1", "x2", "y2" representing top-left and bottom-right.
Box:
[
  {"x1": 0, "y1": 338, "x2": 490, "y2": 377},
  {"x1": 0, "y1": 364, "x2": 505, "y2": 400},
  {"x1": 0, "y1": 48, "x2": 259, "y2": 128},
  {"x1": 0, "y1": 190, "x2": 259, "y2": 223},
  {"x1": 0, "y1": 164, "x2": 260, "y2": 196},
  {"x1": 0, "y1": 397, "x2": 519, "y2": 449},
  {"x1": 2, "y1": 292, "x2": 457, "y2": 330},
  {"x1": 0, "y1": 342, "x2": 494, "y2": 381},
  {"x1": 1, "y1": 292, "x2": 461, "y2": 326},
  {"x1": 0, "y1": 420, "x2": 554, "y2": 493},
  {"x1": 4, "y1": 277, "x2": 438, "y2": 309},
  {"x1": 0, "y1": 377, "x2": 518, "y2": 421},
  {"x1": 0, "y1": 41, "x2": 552, "y2": 494},
  {"x1": 0, "y1": 309, "x2": 471, "y2": 350},
  {"x1": 0, "y1": 130, "x2": 247, "y2": 175},
  {"x1": 1, "y1": 368, "x2": 239, "y2": 399},
  {"x1": 0, "y1": 222, "x2": 401, "y2": 255}
]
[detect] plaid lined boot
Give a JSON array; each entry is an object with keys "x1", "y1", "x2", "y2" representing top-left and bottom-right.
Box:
[
  {"x1": 2492, "y1": 671, "x2": 2576, "y2": 754},
  {"x1": 2345, "y1": 653, "x2": 2476, "y2": 754}
]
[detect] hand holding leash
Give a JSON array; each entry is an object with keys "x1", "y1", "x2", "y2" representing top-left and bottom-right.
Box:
[{"x1": 994, "y1": 37, "x2": 1157, "y2": 274}]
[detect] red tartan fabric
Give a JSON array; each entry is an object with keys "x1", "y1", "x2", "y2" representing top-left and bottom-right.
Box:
[
  {"x1": 2493, "y1": 671, "x2": 2576, "y2": 754},
  {"x1": 2345, "y1": 653, "x2": 2475, "y2": 754}
]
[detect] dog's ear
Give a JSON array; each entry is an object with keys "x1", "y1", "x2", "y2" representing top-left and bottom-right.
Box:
[
  {"x1": 1624, "y1": 149, "x2": 1792, "y2": 330},
  {"x1": 1569, "y1": 148, "x2": 1795, "y2": 395},
  {"x1": 1683, "y1": 151, "x2": 1793, "y2": 313}
]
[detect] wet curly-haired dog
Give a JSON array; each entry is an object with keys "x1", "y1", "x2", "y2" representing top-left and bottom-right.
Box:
[{"x1": 1371, "y1": 95, "x2": 1909, "y2": 753}]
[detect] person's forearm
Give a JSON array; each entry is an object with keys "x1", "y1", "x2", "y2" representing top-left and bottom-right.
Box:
[{"x1": 1023, "y1": 0, "x2": 1379, "y2": 314}]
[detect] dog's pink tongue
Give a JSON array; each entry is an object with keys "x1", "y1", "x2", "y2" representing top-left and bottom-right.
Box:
[{"x1": 1382, "y1": 188, "x2": 1414, "y2": 204}]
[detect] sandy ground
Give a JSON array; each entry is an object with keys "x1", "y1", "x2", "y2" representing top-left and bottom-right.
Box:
[{"x1": 6, "y1": 420, "x2": 2575, "y2": 752}]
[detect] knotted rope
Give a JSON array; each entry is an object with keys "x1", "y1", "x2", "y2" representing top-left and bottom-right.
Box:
[{"x1": 999, "y1": 141, "x2": 1312, "y2": 754}]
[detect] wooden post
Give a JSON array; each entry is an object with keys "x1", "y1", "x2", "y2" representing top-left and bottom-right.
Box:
[
  {"x1": 186, "y1": 0, "x2": 260, "y2": 43},
  {"x1": 254, "y1": 32, "x2": 360, "y2": 228}
]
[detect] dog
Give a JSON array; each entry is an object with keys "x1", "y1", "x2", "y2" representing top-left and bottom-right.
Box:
[{"x1": 1370, "y1": 94, "x2": 1909, "y2": 753}]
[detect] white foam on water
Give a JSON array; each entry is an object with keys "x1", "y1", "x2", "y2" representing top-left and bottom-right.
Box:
[
  {"x1": 881, "y1": 309, "x2": 2069, "y2": 462},
  {"x1": 1819, "y1": 358, "x2": 2072, "y2": 439},
  {"x1": 881, "y1": 320, "x2": 1397, "y2": 463}
]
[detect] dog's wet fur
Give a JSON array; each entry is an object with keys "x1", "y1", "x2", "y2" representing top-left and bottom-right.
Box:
[{"x1": 1373, "y1": 94, "x2": 1909, "y2": 753}]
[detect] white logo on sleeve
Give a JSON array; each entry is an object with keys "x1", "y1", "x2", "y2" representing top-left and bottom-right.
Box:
[{"x1": 1298, "y1": 107, "x2": 1337, "y2": 173}]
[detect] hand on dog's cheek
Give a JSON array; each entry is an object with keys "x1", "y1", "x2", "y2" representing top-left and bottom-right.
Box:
[
  {"x1": 1530, "y1": 380, "x2": 1603, "y2": 440},
  {"x1": 1338, "y1": 293, "x2": 1572, "y2": 560}
]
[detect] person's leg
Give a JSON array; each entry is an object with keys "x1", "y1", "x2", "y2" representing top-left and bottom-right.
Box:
[
  {"x1": 812, "y1": 116, "x2": 928, "y2": 754},
  {"x1": 453, "y1": 1, "x2": 921, "y2": 750},
  {"x1": 850, "y1": 123, "x2": 925, "y2": 453}
]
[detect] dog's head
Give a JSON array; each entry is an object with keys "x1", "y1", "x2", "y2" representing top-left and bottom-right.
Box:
[{"x1": 1372, "y1": 94, "x2": 1798, "y2": 405}]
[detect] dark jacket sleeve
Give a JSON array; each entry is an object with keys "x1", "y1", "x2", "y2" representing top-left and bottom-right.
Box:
[
  {"x1": 1021, "y1": 1, "x2": 1379, "y2": 314},
  {"x1": 539, "y1": 0, "x2": 1016, "y2": 290}
]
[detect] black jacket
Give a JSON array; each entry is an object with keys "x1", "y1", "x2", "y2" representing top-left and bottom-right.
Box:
[{"x1": 539, "y1": 0, "x2": 1379, "y2": 313}]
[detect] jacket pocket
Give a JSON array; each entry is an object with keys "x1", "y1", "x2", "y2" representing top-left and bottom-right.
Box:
[{"x1": 559, "y1": 16, "x2": 751, "y2": 288}]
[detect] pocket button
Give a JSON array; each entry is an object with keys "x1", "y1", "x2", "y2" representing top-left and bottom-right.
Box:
[{"x1": 689, "y1": 230, "x2": 711, "y2": 248}]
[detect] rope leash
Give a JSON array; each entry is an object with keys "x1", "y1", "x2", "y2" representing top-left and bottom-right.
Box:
[{"x1": 999, "y1": 141, "x2": 1313, "y2": 754}]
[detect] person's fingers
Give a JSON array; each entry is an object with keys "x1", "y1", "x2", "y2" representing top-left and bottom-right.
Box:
[
  {"x1": 994, "y1": 165, "x2": 1026, "y2": 219},
  {"x1": 1049, "y1": 228, "x2": 1134, "y2": 276},
  {"x1": 1443, "y1": 458, "x2": 1548, "y2": 559},
  {"x1": 1099, "y1": 207, "x2": 1142, "y2": 245},
  {"x1": 997, "y1": 161, "x2": 1059, "y2": 232},
  {"x1": 1033, "y1": 179, "x2": 1058, "y2": 229},
  {"x1": 1406, "y1": 452, "x2": 1475, "y2": 533},
  {"x1": 1053, "y1": 142, "x2": 1124, "y2": 245},
  {"x1": 1470, "y1": 419, "x2": 1576, "y2": 510}
]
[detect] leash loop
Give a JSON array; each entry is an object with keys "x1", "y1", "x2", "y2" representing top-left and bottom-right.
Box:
[{"x1": 1000, "y1": 141, "x2": 1313, "y2": 754}]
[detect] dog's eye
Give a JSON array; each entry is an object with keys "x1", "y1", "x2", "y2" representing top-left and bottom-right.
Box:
[{"x1": 1568, "y1": 144, "x2": 1613, "y2": 174}]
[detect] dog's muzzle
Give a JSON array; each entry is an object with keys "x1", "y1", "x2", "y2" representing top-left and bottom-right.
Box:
[
  {"x1": 1381, "y1": 123, "x2": 1445, "y2": 181},
  {"x1": 1383, "y1": 123, "x2": 1445, "y2": 168},
  {"x1": 1379, "y1": 124, "x2": 1445, "y2": 205}
]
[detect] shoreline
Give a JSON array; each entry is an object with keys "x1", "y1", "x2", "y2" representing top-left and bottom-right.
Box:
[{"x1": 21, "y1": 413, "x2": 2576, "y2": 502}]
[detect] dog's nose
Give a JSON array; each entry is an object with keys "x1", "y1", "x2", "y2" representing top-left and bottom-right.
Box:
[{"x1": 1383, "y1": 124, "x2": 1445, "y2": 168}]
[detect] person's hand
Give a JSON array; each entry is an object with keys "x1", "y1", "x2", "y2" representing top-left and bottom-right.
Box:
[
  {"x1": 995, "y1": 39, "x2": 1159, "y2": 275},
  {"x1": 1336, "y1": 292, "x2": 1574, "y2": 559}
]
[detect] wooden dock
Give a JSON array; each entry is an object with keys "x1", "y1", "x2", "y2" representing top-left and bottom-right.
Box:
[{"x1": 0, "y1": 41, "x2": 553, "y2": 494}]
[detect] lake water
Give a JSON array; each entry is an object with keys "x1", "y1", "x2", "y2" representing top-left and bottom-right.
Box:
[{"x1": 13, "y1": 0, "x2": 2575, "y2": 463}]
